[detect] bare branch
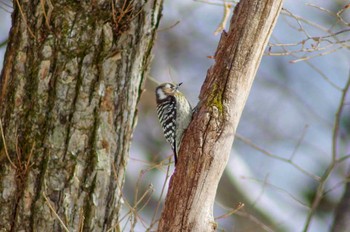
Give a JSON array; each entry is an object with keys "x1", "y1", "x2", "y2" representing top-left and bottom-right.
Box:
[
  {"x1": 236, "y1": 134, "x2": 321, "y2": 181},
  {"x1": 157, "y1": 0, "x2": 283, "y2": 231},
  {"x1": 303, "y1": 70, "x2": 350, "y2": 232},
  {"x1": 266, "y1": 6, "x2": 350, "y2": 62}
]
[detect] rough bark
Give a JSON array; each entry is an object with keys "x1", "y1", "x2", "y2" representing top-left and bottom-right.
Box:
[
  {"x1": 157, "y1": 0, "x2": 283, "y2": 231},
  {"x1": 0, "y1": 0, "x2": 162, "y2": 231}
]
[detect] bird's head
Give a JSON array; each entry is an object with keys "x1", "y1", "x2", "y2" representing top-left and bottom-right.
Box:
[{"x1": 155, "y1": 82, "x2": 182, "y2": 102}]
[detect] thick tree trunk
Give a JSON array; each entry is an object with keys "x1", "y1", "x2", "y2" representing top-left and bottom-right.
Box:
[
  {"x1": 157, "y1": 0, "x2": 283, "y2": 231},
  {"x1": 0, "y1": 0, "x2": 162, "y2": 231}
]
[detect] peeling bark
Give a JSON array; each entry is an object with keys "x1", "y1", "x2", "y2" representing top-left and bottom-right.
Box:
[
  {"x1": 0, "y1": 0, "x2": 163, "y2": 231},
  {"x1": 157, "y1": 0, "x2": 283, "y2": 231}
]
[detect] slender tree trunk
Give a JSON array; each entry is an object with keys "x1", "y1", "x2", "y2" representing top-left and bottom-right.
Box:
[
  {"x1": 0, "y1": 0, "x2": 162, "y2": 231},
  {"x1": 157, "y1": 0, "x2": 283, "y2": 231},
  {"x1": 332, "y1": 173, "x2": 350, "y2": 232}
]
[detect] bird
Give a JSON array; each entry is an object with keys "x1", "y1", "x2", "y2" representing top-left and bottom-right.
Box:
[{"x1": 155, "y1": 82, "x2": 192, "y2": 165}]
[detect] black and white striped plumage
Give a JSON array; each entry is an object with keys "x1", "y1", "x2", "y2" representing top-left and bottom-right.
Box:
[{"x1": 155, "y1": 83, "x2": 192, "y2": 165}]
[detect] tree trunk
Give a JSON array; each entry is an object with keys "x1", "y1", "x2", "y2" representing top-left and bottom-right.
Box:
[
  {"x1": 0, "y1": 0, "x2": 162, "y2": 231},
  {"x1": 332, "y1": 173, "x2": 350, "y2": 232},
  {"x1": 157, "y1": 0, "x2": 283, "y2": 231}
]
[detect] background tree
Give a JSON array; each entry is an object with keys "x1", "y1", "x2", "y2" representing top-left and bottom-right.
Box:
[{"x1": 0, "y1": 0, "x2": 162, "y2": 231}]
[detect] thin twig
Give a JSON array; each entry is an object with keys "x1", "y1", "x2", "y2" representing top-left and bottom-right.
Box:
[
  {"x1": 251, "y1": 174, "x2": 269, "y2": 208},
  {"x1": 324, "y1": 178, "x2": 350, "y2": 197},
  {"x1": 0, "y1": 38, "x2": 8, "y2": 47},
  {"x1": 236, "y1": 134, "x2": 320, "y2": 181},
  {"x1": 14, "y1": 0, "x2": 36, "y2": 39},
  {"x1": 43, "y1": 192, "x2": 70, "y2": 232},
  {"x1": 289, "y1": 47, "x2": 342, "y2": 63},
  {"x1": 0, "y1": 2, "x2": 12, "y2": 13},
  {"x1": 336, "y1": 154, "x2": 350, "y2": 164},
  {"x1": 234, "y1": 210, "x2": 275, "y2": 232},
  {"x1": 270, "y1": 35, "x2": 342, "y2": 91},
  {"x1": 289, "y1": 125, "x2": 308, "y2": 161},
  {"x1": 0, "y1": 118, "x2": 17, "y2": 169},
  {"x1": 336, "y1": 4, "x2": 350, "y2": 25},
  {"x1": 243, "y1": 176, "x2": 309, "y2": 207},
  {"x1": 78, "y1": 207, "x2": 84, "y2": 232},
  {"x1": 215, "y1": 202, "x2": 244, "y2": 220},
  {"x1": 157, "y1": 21, "x2": 180, "y2": 32},
  {"x1": 147, "y1": 157, "x2": 172, "y2": 231},
  {"x1": 117, "y1": 158, "x2": 171, "y2": 230},
  {"x1": 214, "y1": 1, "x2": 232, "y2": 35}
]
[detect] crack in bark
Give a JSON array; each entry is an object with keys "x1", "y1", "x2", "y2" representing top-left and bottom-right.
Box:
[{"x1": 63, "y1": 57, "x2": 85, "y2": 161}]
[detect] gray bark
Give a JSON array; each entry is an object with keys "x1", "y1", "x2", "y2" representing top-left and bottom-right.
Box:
[
  {"x1": 157, "y1": 0, "x2": 283, "y2": 231},
  {"x1": 0, "y1": 0, "x2": 162, "y2": 231}
]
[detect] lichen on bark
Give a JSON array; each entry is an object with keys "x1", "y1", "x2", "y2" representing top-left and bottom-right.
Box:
[{"x1": 0, "y1": 0, "x2": 163, "y2": 231}]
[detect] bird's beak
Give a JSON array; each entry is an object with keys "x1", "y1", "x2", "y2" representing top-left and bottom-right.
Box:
[{"x1": 176, "y1": 82, "x2": 183, "y2": 90}]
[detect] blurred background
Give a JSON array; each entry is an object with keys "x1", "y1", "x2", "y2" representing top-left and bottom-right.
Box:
[{"x1": 1, "y1": 0, "x2": 350, "y2": 231}]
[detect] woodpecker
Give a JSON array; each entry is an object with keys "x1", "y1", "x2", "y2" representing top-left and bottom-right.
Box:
[{"x1": 155, "y1": 82, "x2": 192, "y2": 165}]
